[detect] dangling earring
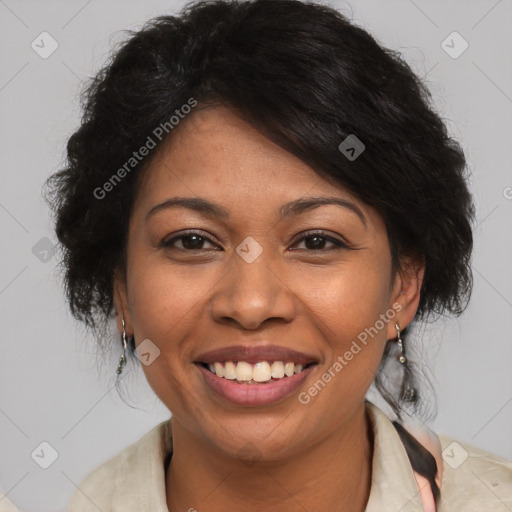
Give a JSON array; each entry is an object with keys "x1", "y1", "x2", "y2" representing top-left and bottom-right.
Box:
[
  {"x1": 116, "y1": 318, "x2": 128, "y2": 376},
  {"x1": 395, "y1": 323, "x2": 416, "y2": 401},
  {"x1": 395, "y1": 322, "x2": 407, "y2": 364}
]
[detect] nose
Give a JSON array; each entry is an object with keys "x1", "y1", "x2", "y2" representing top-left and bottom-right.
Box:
[{"x1": 210, "y1": 248, "x2": 296, "y2": 330}]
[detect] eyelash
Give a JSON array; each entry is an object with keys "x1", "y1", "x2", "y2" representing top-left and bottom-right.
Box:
[{"x1": 160, "y1": 229, "x2": 349, "y2": 252}]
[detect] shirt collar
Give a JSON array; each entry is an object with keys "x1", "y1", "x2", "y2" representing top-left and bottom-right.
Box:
[
  {"x1": 364, "y1": 400, "x2": 425, "y2": 511},
  {"x1": 109, "y1": 400, "x2": 424, "y2": 511}
]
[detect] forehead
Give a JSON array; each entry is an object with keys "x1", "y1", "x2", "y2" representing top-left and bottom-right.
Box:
[
  {"x1": 131, "y1": 106, "x2": 381, "y2": 230},
  {"x1": 140, "y1": 106, "x2": 327, "y2": 193}
]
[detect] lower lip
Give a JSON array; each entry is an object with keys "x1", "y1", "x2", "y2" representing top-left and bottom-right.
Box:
[{"x1": 196, "y1": 363, "x2": 316, "y2": 406}]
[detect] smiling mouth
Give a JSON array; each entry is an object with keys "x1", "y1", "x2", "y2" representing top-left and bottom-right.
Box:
[{"x1": 197, "y1": 360, "x2": 317, "y2": 384}]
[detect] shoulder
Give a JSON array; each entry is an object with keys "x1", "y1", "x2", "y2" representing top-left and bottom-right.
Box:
[
  {"x1": 0, "y1": 493, "x2": 19, "y2": 512},
  {"x1": 438, "y1": 434, "x2": 512, "y2": 511},
  {"x1": 67, "y1": 419, "x2": 172, "y2": 512},
  {"x1": 66, "y1": 453, "x2": 119, "y2": 511}
]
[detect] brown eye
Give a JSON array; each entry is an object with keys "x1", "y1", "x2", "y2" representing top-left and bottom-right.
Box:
[
  {"x1": 161, "y1": 230, "x2": 220, "y2": 251},
  {"x1": 290, "y1": 231, "x2": 348, "y2": 251}
]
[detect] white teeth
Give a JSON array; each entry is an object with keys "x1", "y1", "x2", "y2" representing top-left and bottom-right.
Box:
[
  {"x1": 214, "y1": 362, "x2": 224, "y2": 378},
  {"x1": 284, "y1": 362, "x2": 295, "y2": 377},
  {"x1": 205, "y1": 360, "x2": 310, "y2": 382},
  {"x1": 253, "y1": 362, "x2": 271, "y2": 382},
  {"x1": 270, "y1": 361, "x2": 285, "y2": 379},
  {"x1": 224, "y1": 361, "x2": 237, "y2": 380},
  {"x1": 235, "y1": 361, "x2": 253, "y2": 381}
]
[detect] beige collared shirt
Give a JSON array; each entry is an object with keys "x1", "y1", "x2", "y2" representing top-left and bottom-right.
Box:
[{"x1": 64, "y1": 401, "x2": 512, "y2": 511}]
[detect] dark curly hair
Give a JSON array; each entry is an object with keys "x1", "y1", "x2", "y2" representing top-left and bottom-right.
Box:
[{"x1": 44, "y1": 0, "x2": 474, "y2": 504}]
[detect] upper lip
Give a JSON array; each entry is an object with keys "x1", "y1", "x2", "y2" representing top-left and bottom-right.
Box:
[{"x1": 194, "y1": 344, "x2": 319, "y2": 365}]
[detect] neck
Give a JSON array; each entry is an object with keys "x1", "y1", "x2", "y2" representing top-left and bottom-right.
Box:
[{"x1": 165, "y1": 403, "x2": 373, "y2": 512}]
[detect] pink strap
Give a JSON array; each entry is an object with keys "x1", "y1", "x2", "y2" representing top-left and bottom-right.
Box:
[
  {"x1": 413, "y1": 471, "x2": 436, "y2": 512},
  {"x1": 406, "y1": 423, "x2": 443, "y2": 512}
]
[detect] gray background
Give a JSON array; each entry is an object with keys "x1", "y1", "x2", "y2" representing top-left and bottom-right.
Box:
[{"x1": 0, "y1": 0, "x2": 511, "y2": 510}]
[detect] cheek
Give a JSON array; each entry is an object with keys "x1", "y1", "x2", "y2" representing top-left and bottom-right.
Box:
[
  {"x1": 126, "y1": 260, "x2": 202, "y2": 420},
  {"x1": 126, "y1": 250, "x2": 208, "y2": 342},
  {"x1": 292, "y1": 270, "x2": 390, "y2": 424},
  {"x1": 123, "y1": 249, "x2": 206, "y2": 396},
  {"x1": 295, "y1": 259, "x2": 392, "y2": 393},
  {"x1": 300, "y1": 258, "x2": 392, "y2": 344}
]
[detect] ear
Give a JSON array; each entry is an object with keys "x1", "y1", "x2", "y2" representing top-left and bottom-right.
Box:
[
  {"x1": 386, "y1": 255, "x2": 425, "y2": 340},
  {"x1": 113, "y1": 266, "x2": 133, "y2": 337}
]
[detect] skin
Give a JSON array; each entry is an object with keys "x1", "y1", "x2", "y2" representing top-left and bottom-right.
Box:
[{"x1": 114, "y1": 105, "x2": 424, "y2": 512}]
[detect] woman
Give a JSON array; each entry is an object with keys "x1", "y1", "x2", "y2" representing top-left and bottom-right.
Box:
[{"x1": 44, "y1": 0, "x2": 512, "y2": 510}]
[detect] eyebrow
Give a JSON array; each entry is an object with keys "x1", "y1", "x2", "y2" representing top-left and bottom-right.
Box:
[{"x1": 145, "y1": 195, "x2": 366, "y2": 226}]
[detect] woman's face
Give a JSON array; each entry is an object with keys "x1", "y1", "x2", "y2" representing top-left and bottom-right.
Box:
[{"x1": 115, "y1": 105, "x2": 422, "y2": 460}]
